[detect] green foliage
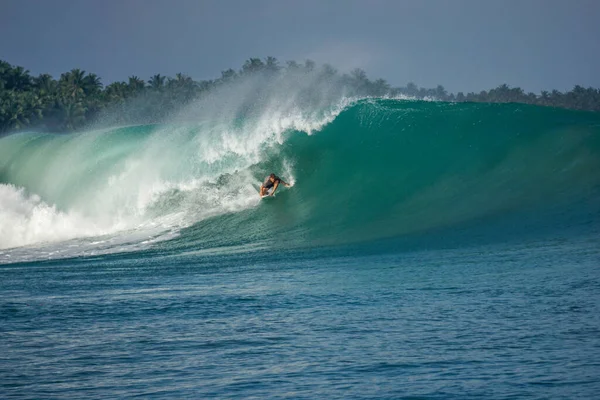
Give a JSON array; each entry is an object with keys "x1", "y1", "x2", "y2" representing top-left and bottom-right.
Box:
[
  {"x1": 149, "y1": 74, "x2": 166, "y2": 90},
  {"x1": 0, "y1": 57, "x2": 599, "y2": 134}
]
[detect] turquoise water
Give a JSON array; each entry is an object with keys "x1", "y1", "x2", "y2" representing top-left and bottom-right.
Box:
[
  {"x1": 1, "y1": 98, "x2": 600, "y2": 398},
  {"x1": 2, "y1": 238, "x2": 599, "y2": 398}
]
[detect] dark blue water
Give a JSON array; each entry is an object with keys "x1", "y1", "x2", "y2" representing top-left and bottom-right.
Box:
[{"x1": 2, "y1": 234, "x2": 599, "y2": 399}]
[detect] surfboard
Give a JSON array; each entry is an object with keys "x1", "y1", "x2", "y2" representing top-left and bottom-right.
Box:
[{"x1": 258, "y1": 186, "x2": 273, "y2": 199}]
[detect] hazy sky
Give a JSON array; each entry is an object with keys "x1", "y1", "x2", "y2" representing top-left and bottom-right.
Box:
[{"x1": 1, "y1": 0, "x2": 598, "y2": 93}]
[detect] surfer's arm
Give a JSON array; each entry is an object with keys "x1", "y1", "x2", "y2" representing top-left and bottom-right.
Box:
[
  {"x1": 270, "y1": 181, "x2": 280, "y2": 195},
  {"x1": 280, "y1": 180, "x2": 290, "y2": 187}
]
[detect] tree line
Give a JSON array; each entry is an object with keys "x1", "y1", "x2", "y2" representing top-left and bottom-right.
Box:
[{"x1": 1, "y1": 57, "x2": 599, "y2": 133}]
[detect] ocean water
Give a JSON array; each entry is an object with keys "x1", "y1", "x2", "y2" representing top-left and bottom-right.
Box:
[{"x1": 1, "y1": 95, "x2": 600, "y2": 398}]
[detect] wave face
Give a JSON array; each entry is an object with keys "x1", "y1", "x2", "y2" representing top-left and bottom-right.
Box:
[{"x1": 1, "y1": 98, "x2": 600, "y2": 261}]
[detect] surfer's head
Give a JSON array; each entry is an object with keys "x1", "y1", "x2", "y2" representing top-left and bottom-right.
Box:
[{"x1": 269, "y1": 173, "x2": 276, "y2": 181}]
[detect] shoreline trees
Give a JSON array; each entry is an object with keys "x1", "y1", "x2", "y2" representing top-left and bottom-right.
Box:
[{"x1": 1, "y1": 58, "x2": 599, "y2": 133}]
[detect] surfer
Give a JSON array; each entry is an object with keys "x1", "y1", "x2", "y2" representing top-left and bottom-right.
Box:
[{"x1": 260, "y1": 173, "x2": 290, "y2": 197}]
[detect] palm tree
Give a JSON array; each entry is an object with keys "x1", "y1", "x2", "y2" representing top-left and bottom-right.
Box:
[
  {"x1": 0, "y1": 91, "x2": 42, "y2": 131},
  {"x1": 166, "y1": 73, "x2": 194, "y2": 91},
  {"x1": 104, "y1": 81, "x2": 129, "y2": 102},
  {"x1": 434, "y1": 85, "x2": 447, "y2": 100},
  {"x1": 33, "y1": 73, "x2": 57, "y2": 95},
  {"x1": 9, "y1": 66, "x2": 33, "y2": 91},
  {"x1": 349, "y1": 68, "x2": 369, "y2": 94},
  {"x1": 148, "y1": 74, "x2": 166, "y2": 90},
  {"x1": 242, "y1": 58, "x2": 265, "y2": 75},
  {"x1": 0, "y1": 63, "x2": 33, "y2": 91},
  {"x1": 219, "y1": 69, "x2": 237, "y2": 83},
  {"x1": 167, "y1": 73, "x2": 197, "y2": 101},
  {"x1": 55, "y1": 96, "x2": 87, "y2": 130},
  {"x1": 179, "y1": 73, "x2": 196, "y2": 86},
  {"x1": 59, "y1": 69, "x2": 87, "y2": 98},
  {"x1": 265, "y1": 56, "x2": 280, "y2": 73},
  {"x1": 0, "y1": 60, "x2": 11, "y2": 90},
  {"x1": 83, "y1": 73, "x2": 103, "y2": 95},
  {"x1": 128, "y1": 76, "x2": 145, "y2": 93},
  {"x1": 405, "y1": 82, "x2": 419, "y2": 97}
]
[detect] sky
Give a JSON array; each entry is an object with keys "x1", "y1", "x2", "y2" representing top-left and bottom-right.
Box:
[{"x1": 1, "y1": 0, "x2": 598, "y2": 93}]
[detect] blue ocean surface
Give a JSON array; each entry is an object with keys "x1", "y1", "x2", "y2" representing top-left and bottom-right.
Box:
[
  {"x1": 1, "y1": 97, "x2": 600, "y2": 398},
  {"x1": 2, "y1": 236, "x2": 600, "y2": 399}
]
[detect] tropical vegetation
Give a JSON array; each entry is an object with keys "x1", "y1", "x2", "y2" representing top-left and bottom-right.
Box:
[{"x1": 1, "y1": 57, "x2": 599, "y2": 133}]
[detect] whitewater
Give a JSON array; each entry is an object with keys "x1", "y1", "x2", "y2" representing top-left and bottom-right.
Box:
[
  {"x1": 1, "y1": 75, "x2": 600, "y2": 398},
  {"x1": 0, "y1": 72, "x2": 360, "y2": 260}
]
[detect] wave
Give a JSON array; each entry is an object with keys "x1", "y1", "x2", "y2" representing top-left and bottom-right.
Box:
[{"x1": 1, "y1": 97, "x2": 600, "y2": 262}]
